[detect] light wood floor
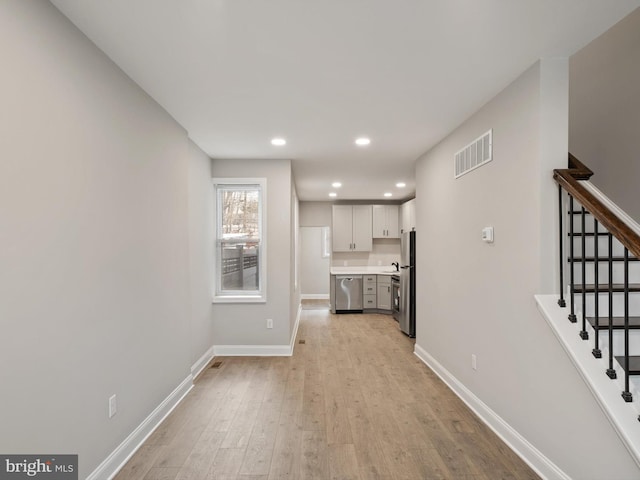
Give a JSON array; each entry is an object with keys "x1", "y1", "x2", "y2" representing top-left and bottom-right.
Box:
[{"x1": 115, "y1": 306, "x2": 540, "y2": 480}]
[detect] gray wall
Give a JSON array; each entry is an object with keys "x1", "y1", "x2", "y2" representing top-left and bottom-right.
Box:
[
  {"x1": 211, "y1": 158, "x2": 294, "y2": 346},
  {"x1": 415, "y1": 60, "x2": 640, "y2": 479},
  {"x1": 291, "y1": 187, "x2": 301, "y2": 336},
  {"x1": 570, "y1": 7, "x2": 640, "y2": 221},
  {"x1": 188, "y1": 140, "x2": 215, "y2": 365},
  {"x1": 300, "y1": 227, "x2": 331, "y2": 296},
  {"x1": 0, "y1": 1, "x2": 213, "y2": 477},
  {"x1": 300, "y1": 201, "x2": 332, "y2": 227}
]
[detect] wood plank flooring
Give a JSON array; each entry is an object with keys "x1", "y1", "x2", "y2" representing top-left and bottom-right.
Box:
[{"x1": 115, "y1": 306, "x2": 540, "y2": 480}]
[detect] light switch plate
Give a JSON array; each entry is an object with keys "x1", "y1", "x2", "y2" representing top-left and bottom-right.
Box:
[{"x1": 482, "y1": 227, "x2": 494, "y2": 243}]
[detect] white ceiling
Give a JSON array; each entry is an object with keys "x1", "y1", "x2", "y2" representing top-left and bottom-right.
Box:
[{"x1": 50, "y1": 0, "x2": 640, "y2": 201}]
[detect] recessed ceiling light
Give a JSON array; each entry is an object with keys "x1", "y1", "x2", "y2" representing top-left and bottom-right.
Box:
[
  {"x1": 396, "y1": 182, "x2": 406, "y2": 188},
  {"x1": 271, "y1": 138, "x2": 286, "y2": 146},
  {"x1": 329, "y1": 192, "x2": 337, "y2": 197},
  {"x1": 332, "y1": 182, "x2": 342, "y2": 188},
  {"x1": 384, "y1": 192, "x2": 392, "y2": 197},
  {"x1": 355, "y1": 137, "x2": 370, "y2": 146}
]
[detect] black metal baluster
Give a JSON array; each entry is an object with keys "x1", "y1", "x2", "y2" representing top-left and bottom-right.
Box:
[
  {"x1": 607, "y1": 233, "x2": 617, "y2": 379},
  {"x1": 558, "y1": 185, "x2": 566, "y2": 307},
  {"x1": 580, "y1": 207, "x2": 589, "y2": 340},
  {"x1": 622, "y1": 248, "x2": 632, "y2": 402},
  {"x1": 593, "y1": 218, "x2": 601, "y2": 358},
  {"x1": 568, "y1": 195, "x2": 577, "y2": 323}
]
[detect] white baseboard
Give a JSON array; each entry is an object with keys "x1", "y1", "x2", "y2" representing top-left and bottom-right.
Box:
[
  {"x1": 213, "y1": 344, "x2": 292, "y2": 356},
  {"x1": 191, "y1": 345, "x2": 215, "y2": 379},
  {"x1": 413, "y1": 344, "x2": 570, "y2": 480},
  {"x1": 301, "y1": 293, "x2": 329, "y2": 300},
  {"x1": 87, "y1": 375, "x2": 193, "y2": 480}
]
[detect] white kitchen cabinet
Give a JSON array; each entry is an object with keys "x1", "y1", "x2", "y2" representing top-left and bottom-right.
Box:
[
  {"x1": 376, "y1": 275, "x2": 391, "y2": 310},
  {"x1": 332, "y1": 205, "x2": 353, "y2": 251},
  {"x1": 400, "y1": 199, "x2": 416, "y2": 233},
  {"x1": 363, "y1": 295, "x2": 377, "y2": 309},
  {"x1": 372, "y1": 205, "x2": 400, "y2": 238},
  {"x1": 332, "y1": 205, "x2": 373, "y2": 252},
  {"x1": 363, "y1": 275, "x2": 377, "y2": 309}
]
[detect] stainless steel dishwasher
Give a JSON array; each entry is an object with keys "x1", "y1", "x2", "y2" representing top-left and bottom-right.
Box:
[{"x1": 335, "y1": 275, "x2": 363, "y2": 312}]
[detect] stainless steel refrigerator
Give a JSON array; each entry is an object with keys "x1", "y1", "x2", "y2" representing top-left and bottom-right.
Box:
[{"x1": 399, "y1": 231, "x2": 416, "y2": 337}]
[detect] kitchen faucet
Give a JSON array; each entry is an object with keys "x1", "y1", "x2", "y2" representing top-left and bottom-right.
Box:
[{"x1": 391, "y1": 262, "x2": 399, "y2": 271}]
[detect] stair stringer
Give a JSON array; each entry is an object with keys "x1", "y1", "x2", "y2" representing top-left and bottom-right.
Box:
[{"x1": 536, "y1": 294, "x2": 640, "y2": 469}]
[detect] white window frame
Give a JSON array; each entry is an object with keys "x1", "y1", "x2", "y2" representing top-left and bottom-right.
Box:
[{"x1": 212, "y1": 178, "x2": 267, "y2": 303}]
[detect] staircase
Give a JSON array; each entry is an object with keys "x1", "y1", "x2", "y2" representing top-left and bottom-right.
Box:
[{"x1": 554, "y1": 154, "x2": 640, "y2": 413}]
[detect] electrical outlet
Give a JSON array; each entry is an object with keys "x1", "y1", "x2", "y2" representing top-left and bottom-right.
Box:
[
  {"x1": 109, "y1": 394, "x2": 117, "y2": 418},
  {"x1": 471, "y1": 354, "x2": 477, "y2": 371},
  {"x1": 266, "y1": 318, "x2": 273, "y2": 329}
]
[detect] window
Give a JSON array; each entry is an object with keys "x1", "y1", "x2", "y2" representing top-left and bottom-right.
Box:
[{"x1": 213, "y1": 178, "x2": 266, "y2": 303}]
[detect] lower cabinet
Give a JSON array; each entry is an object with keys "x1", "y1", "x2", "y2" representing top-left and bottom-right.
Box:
[
  {"x1": 330, "y1": 273, "x2": 393, "y2": 314},
  {"x1": 376, "y1": 275, "x2": 391, "y2": 311},
  {"x1": 363, "y1": 295, "x2": 377, "y2": 309},
  {"x1": 363, "y1": 275, "x2": 376, "y2": 310}
]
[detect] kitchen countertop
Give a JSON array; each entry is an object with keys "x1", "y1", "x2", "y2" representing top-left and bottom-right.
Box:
[{"x1": 330, "y1": 266, "x2": 399, "y2": 276}]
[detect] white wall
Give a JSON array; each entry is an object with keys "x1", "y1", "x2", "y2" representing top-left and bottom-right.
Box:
[
  {"x1": 570, "y1": 7, "x2": 640, "y2": 221},
  {"x1": 211, "y1": 159, "x2": 294, "y2": 347},
  {"x1": 415, "y1": 60, "x2": 640, "y2": 479},
  {"x1": 332, "y1": 240, "x2": 400, "y2": 267},
  {"x1": 0, "y1": 1, "x2": 208, "y2": 477},
  {"x1": 188, "y1": 140, "x2": 215, "y2": 366}
]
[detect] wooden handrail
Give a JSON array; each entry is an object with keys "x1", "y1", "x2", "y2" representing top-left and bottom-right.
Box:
[{"x1": 553, "y1": 154, "x2": 640, "y2": 259}]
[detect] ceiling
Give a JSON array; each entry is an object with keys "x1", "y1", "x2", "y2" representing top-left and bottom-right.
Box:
[{"x1": 50, "y1": 0, "x2": 640, "y2": 201}]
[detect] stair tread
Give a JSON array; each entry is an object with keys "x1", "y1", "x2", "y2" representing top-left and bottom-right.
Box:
[
  {"x1": 574, "y1": 283, "x2": 640, "y2": 293},
  {"x1": 569, "y1": 257, "x2": 639, "y2": 262},
  {"x1": 587, "y1": 316, "x2": 640, "y2": 329},
  {"x1": 614, "y1": 356, "x2": 640, "y2": 375}
]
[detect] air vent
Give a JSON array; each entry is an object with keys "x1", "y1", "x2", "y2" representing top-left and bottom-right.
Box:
[{"x1": 454, "y1": 129, "x2": 492, "y2": 178}]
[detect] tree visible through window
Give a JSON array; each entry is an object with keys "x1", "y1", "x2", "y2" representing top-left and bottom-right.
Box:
[{"x1": 213, "y1": 180, "x2": 266, "y2": 302}]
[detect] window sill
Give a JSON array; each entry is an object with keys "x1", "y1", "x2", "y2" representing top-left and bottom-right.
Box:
[{"x1": 213, "y1": 294, "x2": 266, "y2": 304}]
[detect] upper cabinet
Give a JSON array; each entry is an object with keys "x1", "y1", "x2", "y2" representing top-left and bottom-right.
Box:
[
  {"x1": 400, "y1": 199, "x2": 416, "y2": 233},
  {"x1": 372, "y1": 205, "x2": 399, "y2": 239},
  {"x1": 332, "y1": 205, "x2": 373, "y2": 252}
]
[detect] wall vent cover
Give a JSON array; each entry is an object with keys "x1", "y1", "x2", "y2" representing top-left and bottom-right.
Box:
[{"x1": 454, "y1": 129, "x2": 492, "y2": 178}]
